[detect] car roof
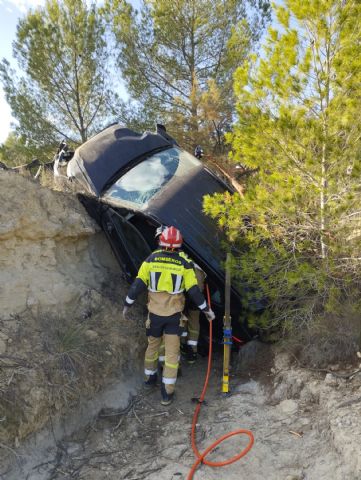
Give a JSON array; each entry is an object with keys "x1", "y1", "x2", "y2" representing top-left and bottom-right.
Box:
[{"x1": 74, "y1": 124, "x2": 175, "y2": 195}]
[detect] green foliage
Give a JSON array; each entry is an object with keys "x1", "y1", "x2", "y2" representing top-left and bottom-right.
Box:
[
  {"x1": 0, "y1": 132, "x2": 35, "y2": 166},
  {"x1": 205, "y1": 0, "x2": 361, "y2": 335},
  {"x1": 106, "y1": 0, "x2": 271, "y2": 151},
  {"x1": 0, "y1": 0, "x2": 118, "y2": 157}
]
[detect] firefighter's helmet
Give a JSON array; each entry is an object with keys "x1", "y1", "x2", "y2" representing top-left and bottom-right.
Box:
[
  {"x1": 158, "y1": 226, "x2": 183, "y2": 249},
  {"x1": 154, "y1": 225, "x2": 166, "y2": 239}
]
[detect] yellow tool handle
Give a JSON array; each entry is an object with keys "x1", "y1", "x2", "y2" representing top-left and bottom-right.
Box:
[
  {"x1": 222, "y1": 253, "x2": 232, "y2": 393},
  {"x1": 222, "y1": 374, "x2": 229, "y2": 393}
]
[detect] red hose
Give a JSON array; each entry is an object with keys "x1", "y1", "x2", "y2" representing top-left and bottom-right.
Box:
[
  {"x1": 187, "y1": 285, "x2": 254, "y2": 479},
  {"x1": 232, "y1": 335, "x2": 245, "y2": 344}
]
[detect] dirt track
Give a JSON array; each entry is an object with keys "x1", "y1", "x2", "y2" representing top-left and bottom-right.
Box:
[{"x1": 15, "y1": 345, "x2": 359, "y2": 480}]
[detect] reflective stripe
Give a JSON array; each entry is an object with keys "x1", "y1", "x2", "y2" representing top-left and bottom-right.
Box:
[
  {"x1": 160, "y1": 241, "x2": 182, "y2": 248},
  {"x1": 162, "y1": 377, "x2": 177, "y2": 385},
  {"x1": 137, "y1": 249, "x2": 198, "y2": 294},
  {"x1": 148, "y1": 288, "x2": 185, "y2": 294},
  {"x1": 158, "y1": 355, "x2": 165, "y2": 362},
  {"x1": 174, "y1": 274, "x2": 182, "y2": 292},
  {"x1": 165, "y1": 361, "x2": 179, "y2": 369},
  {"x1": 145, "y1": 369, "x2": 157, "y2": 375},
  {"x1": 150, "y1": 271, "x2": 156, "y2": 290},
  {"x1": 145, "y1": 353, "x2": 159, "y2": 361},
  {"x1": 126, "y1": 296, "x2": 135, "y2": 304},
  {"x1": 181, "y1": 331, "x2": 188, "y2": 337},
  {"x1": 187, "y1": 340, "x2": 198, "y2": 346},
  {"x1": 188, "y1": 329, "x2": 199, "y2": 335},
  {"x1": 198, "y1": 301, "x2": 207, "y2": 310}
]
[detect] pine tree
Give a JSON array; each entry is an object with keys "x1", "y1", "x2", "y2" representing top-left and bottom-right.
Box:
[
  {"x1": 204, "y1": 0, "x2": 361, "y2": 333},
  {"x1": 0, "y1": 133, "x2": 33, "y2": 167},
  {"x1": 0, "y1": 0, "x2": 117, "y2": 154},
  {"x1": 107, "y1": 0, "x2": 270, "y2": 151}
]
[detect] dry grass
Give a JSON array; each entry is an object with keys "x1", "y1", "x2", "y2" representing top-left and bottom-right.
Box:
[
  {"x1": 284, "y1": 307, "x2": 360, "y2": 368},
  {"x1": 40, "y1": 168, "x2": 77, "y2": 193}
]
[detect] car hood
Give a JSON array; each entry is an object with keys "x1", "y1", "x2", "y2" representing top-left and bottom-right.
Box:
[{"x1": 69, "y1": 124, "x2": 174, "y2": 196}]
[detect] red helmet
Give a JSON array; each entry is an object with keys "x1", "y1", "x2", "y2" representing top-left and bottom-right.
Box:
[{"x1": 159, "y1": 226, "x2": 183, "y2": 249}]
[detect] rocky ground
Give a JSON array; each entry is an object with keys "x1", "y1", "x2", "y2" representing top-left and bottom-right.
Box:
[
  {"x1": 4, "y1": 342, "x2": 361, "y2": 480},
  {"x1": 1, "y1": 170, "x2": 361, "y2": 480}
]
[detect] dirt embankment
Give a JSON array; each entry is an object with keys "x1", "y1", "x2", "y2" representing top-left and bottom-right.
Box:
[
  {"x1": 1, "y1": 170, "x2": 361, "y2": 480},
  {"x1": 0, "y1": 171, "x2": 146, "y2": 451}
]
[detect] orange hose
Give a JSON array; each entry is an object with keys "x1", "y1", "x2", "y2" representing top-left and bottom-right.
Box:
[{"x1": 187, "y1": 285, "x2": 254, "y2": 479}]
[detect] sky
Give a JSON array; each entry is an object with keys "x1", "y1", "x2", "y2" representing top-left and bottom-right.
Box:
[
  {"x1": 0, "y1": 0, "x2": 45, "y2": 143},
  {"x1": 0, "y1": 0, "x2": 143, "y2": 145},
  {"x1": 0, "y1": 0, "x2": 273, "y2": 145}
]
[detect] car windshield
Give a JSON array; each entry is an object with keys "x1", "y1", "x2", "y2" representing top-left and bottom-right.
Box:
[{"x1": 102, "y1": 147, "x2": 200, "y2": 209}]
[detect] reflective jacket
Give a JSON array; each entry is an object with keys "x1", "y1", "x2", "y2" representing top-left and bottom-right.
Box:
[{"x1": 125, "y1": 248, "x2": 208, "y2": 316}]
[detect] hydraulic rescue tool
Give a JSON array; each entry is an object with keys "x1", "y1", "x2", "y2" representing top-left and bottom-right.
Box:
[
  {"x1": 222, "y1": 252, "x2": 232, "y2": 393},
  {"x1": 188, "y1": 264, "x2": 254, "y2": 479}
]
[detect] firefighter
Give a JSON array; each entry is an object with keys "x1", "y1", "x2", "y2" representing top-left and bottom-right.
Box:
[
  {"x1": 155, "y1": 226, "x2": 206, "y2": 366},
  {"x1": 181, "y1": 262, "x2": 206, "y2": 364},
  {"x1": 194, "y1": 145, "x2": 204, "y2": 160},
  {"x1": 123, "y1": 226, "x2": 215, "y2": 406}
]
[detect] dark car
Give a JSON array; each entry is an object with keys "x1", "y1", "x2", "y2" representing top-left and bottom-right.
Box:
[{"x1": 65, "y1": 123, "x2": 252, "y2": 342}]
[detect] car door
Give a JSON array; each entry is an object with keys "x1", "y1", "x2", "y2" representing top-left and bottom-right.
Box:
[{"x1": 101, "y1": 207, "x2": 152, "y2": 281}]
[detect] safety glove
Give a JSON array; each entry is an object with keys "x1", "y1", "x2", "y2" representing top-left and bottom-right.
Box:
[
  {"x1": 204, "y1": 308, "x2": 215, "y2": 322},
  {"x1": 122, "y1": 305, "x2": 130, "y2": 319}
]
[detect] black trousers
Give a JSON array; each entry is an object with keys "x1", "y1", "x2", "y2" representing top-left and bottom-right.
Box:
[{"x1": 146, "y1": 312, "x2": 181, "y2": 337}]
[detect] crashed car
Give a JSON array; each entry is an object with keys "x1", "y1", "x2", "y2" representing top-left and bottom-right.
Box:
[{"x1": 64, "y1": 123, "x2": 252, "y2": 343}]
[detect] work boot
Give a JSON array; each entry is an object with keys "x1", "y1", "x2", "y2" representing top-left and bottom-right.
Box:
[
  {"x1": 144, "y1": 373, "x2": 157, "y2": 388},
  {"x1": 180, "y1": 343, "x2": 188, "y2": 357},
  {"x1": 181, "y1": 344, "x2": 197, "y2": 364},
  {"x1": 161, "y1": 383, "x2": 174, "y2": 406},
  {"x1": 186, "y1": 349, "x2": 197, "y2": 364}
]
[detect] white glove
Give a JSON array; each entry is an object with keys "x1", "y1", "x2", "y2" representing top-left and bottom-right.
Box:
[
  {"x1": 204, "y1": 308, "x2": 215, "y2": 322},
  {"x1": 122, "y1": 306, "x2": 130, "y2": 319}
]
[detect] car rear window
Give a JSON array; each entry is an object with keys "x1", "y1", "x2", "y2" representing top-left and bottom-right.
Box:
[{"x1": 102, "y1": 147, "x2": 200, "y2": 208}]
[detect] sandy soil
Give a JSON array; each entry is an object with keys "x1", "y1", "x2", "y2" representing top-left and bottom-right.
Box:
[{"x1": 10, "y1": 344, "x2": 360, "y2": 480}]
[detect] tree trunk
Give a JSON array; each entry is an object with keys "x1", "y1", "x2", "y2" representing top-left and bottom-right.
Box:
[
  {"x1": 320, "y1": 140, "x2": 327, "y2": 259},
  {"x1": 189, "y1": 2, "x2": 198, "y2": 145}
]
